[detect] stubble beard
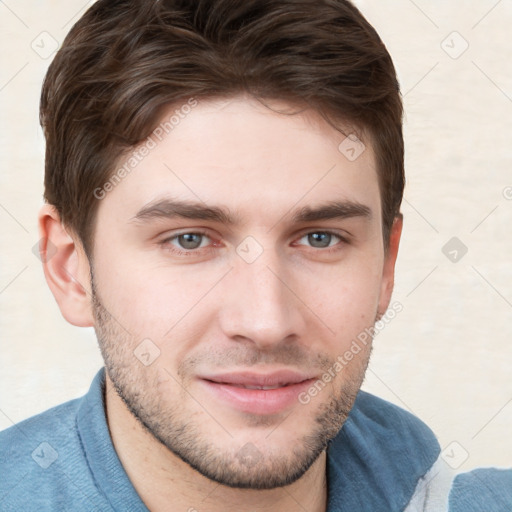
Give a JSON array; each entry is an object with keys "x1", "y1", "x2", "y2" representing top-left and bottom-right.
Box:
[{"x1": 90, "y1": 274, "x2": 372, "y2": 490}]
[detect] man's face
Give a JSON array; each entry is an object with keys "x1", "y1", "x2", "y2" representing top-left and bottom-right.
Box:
[{"x1": 90, "y1": 95, "x2": 394, "y2": 489}]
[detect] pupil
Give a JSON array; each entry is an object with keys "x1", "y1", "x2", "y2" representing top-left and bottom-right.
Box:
[
  {"x1": 179, "y1": 233, "x2": 201, "y2": 249},
  {"x1": 309, "y1": 232, "x2": 331, "y2": 248}
]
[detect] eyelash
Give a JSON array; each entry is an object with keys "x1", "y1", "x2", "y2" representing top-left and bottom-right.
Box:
[
  {"x1": 160, "y1": 229, "x2": 216, "y2": 257},
  {"x1": 160, "y1": 229, "x2": 348, "y2": 257}
]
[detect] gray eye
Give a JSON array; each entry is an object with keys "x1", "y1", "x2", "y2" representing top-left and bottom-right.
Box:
[
  {"x1": 308, "y1": 232, "x2": 333, "y2": 248},
  {"x1": 178, "y1": 233, "x2": 204, "y2": 249}
]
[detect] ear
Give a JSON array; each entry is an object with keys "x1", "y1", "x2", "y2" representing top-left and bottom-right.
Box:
[
  {"x1": 37, "y1": 204, "x2": 94, "y2": 327},
  {"x1": 377, "y1": 214, "x2": 403, "y2": 319}
]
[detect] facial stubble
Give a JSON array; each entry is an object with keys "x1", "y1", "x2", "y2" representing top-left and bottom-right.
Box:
[{"x1": 90, "y1": 273, "x2": 372, "y2": 490}]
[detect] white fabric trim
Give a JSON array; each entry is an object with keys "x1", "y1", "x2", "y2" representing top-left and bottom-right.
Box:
[{"x1": 404, "y1": 454, "x2": 457, "y2": 512}]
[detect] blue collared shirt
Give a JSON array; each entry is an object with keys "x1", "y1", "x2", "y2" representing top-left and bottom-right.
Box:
[{"x1": 1, "y1": 368, "x2": 511, "y2": 511}]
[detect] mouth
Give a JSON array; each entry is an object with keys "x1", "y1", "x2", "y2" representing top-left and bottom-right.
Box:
[
  {"x1": 197, "y1": 370, "x2": 318, "y2": 415},
  {"x1": 225, "y1": 384, "x2": 288, "y2": 390}
]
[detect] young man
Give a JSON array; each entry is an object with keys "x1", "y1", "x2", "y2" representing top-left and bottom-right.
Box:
[{"x1": 1, "y1": 0, "x2": 510, "y2": 510}]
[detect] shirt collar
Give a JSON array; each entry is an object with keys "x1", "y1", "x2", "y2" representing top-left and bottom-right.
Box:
[
  {"x1": 326, "y1": 390, "x2": 440, "y2": 510},
  {"x1": 76, "y1": 368, "x2": 439, "y2": 511},
  {"x1": 76, "y1": 367, "x2": 149, "y2": 511}
]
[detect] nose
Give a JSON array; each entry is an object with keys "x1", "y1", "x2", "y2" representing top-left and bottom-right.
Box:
[{"x1": 218, "y1": 252, "x2": 306, "y2": 349}]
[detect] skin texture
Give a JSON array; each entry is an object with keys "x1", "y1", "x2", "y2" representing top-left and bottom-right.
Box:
[{"x1": 39, "y1": 94, "x2": 402, "y2": 512}]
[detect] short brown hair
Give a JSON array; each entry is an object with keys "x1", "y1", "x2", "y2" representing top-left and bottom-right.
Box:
[{"x1": 41, "y1": 0, "x2": 404, "y2": 258}]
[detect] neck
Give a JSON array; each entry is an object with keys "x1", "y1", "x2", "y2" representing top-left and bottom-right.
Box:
[{"x1": 104, "y1": 376, "x2": 328, "y2": 512}]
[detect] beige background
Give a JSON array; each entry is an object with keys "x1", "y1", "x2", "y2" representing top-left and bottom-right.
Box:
[{"x1": 1, "y1": 0, "x2": 511, "y2": 472}]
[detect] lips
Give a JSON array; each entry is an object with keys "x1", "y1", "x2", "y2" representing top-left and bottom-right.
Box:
[
  {"x1": 197, "y1": 370, "x2": 318, "y2": 415},
  {"x1": 237, "y1": 385, "x2": 281, "y2": 390},
  {"x1": 201, "y1": 369, "x2": 315, "y2": 388}
]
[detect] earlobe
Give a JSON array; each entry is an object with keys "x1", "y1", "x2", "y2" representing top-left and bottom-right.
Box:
[
  {"x1": 377, "y1": 214, "x2": 403, "y2": 318},
  {"x1": 37, "y1": 204, "x2": 94, "y2": 327}
]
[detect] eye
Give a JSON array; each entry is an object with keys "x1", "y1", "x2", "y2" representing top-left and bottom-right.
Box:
[
  {"x1": 174, "y1": 232, "x2": 209, "y2": 250},
  {"x1": 296, "y1": 231, "x2": 345, "y2": 249},
  {"x1": 161, "y1": 231, "x2": 214, "y2": 254}
]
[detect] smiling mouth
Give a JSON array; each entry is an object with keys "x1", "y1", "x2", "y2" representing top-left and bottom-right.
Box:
[
  {"x1": 197, "y1": 371, "x2": 318, "y2": 415},
  {"x1": 203, "y1": 381, "x2": 303, "y2": 390},
  {"x1": 233, "y1": 384, "x2": 287, "y2": 390},
  {"x1": 199, "y1": 369, "x2": 317, "y2": 389}
]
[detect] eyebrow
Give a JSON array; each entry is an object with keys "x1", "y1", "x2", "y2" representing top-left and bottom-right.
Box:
[
  {"x1": 131, "y1": 199, "x2": 239, "y2": 225},
  {"x1": 130, "y1": 198, "x2": 372, "y2": 226},
  {"x1": 292, "y1": 201, "x2": 372, "y2": 223}
]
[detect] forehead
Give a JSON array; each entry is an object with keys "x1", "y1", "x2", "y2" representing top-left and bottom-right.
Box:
[{"x1": 97, "y1": 95, "x2": 381, "y2": 227}]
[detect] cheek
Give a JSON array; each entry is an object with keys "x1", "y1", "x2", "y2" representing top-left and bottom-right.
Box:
[
  {"x1": 94, "y1": 256, "x2": 222, "y2": 343},
  {"x1": 300, "y1": 257, "x2": 382, "y2": 343}
]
